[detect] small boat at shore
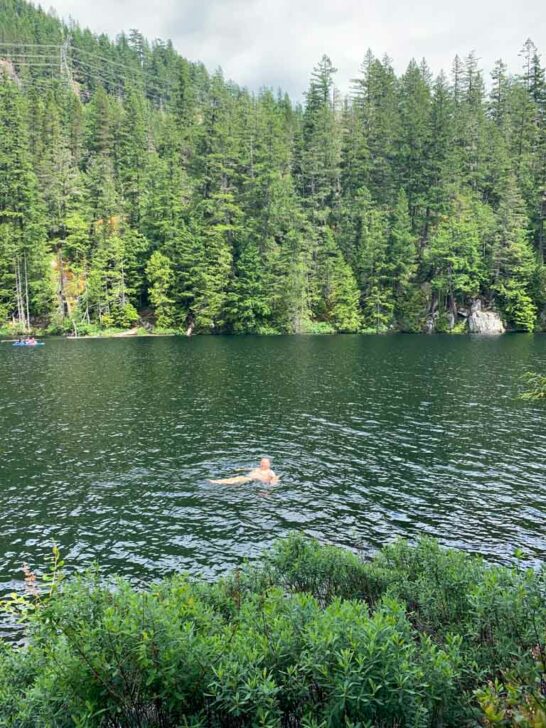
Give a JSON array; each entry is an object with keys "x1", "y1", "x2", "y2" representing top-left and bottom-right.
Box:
[{"x1": 12, "y1": 339, "x2": 44, "y2": 347}]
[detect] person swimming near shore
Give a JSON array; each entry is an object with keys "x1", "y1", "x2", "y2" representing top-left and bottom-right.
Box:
[{"x1": 209, "y1": 458, "x2": 279, "y2": 485}]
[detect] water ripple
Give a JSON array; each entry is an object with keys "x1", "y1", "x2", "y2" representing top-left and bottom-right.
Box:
[{"x1": 0, "y1": 334, "x2": 545, "y2": 603}]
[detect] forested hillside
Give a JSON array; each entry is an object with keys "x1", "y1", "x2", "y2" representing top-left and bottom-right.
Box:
[{"x1": 0, "y1": 0, "x2": 545, "y2": 335}]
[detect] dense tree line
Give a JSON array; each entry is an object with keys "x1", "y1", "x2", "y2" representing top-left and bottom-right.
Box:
[{"x1": 0, "y1": 0, "x2": 545, "y2": 334}]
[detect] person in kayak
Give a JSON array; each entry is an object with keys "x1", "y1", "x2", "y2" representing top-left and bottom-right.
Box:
[{"x1": 209, "y1": 458, "x2": 279, "y2": 485}]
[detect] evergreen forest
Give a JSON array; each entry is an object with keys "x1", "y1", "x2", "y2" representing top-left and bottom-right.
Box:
[{"x1": 1, "y1": 0, "x2": 545, "y2": 335}]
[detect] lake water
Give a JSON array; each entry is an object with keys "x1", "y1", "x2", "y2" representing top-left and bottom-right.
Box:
[{"x1": 0, "y1": 335, "x2": 545, "y2": 597}]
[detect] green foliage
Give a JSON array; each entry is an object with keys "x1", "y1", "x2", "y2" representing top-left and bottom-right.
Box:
[
  {"x1": 520, "y1": 372, "x2": 546, "y2": 400},
  {"x1": 1, "y1": 536, "x2": 545, "y2": 727},
  {"x1": 0, "y1": 74, "x2": 49, "y2": 331},
  {"x1": 0, "y1": 5, "x2": 545, "y2": 334},
  {"x1": 477, "y1": 655, "x2": 546, "y2": 727},
  {"x1": 312, "y1": 229, "x2": 362, "y2": 332},
  {"x1": 226, "y1": 240, "x2": 273, "y2": 333},
  {"x1": 490, "y1": 180, "x2": 538, "y2": 331},
  {"x1": 145, "y1": 250, "x2": 176, "y2": 329},
  {"x1": 426, "y1": 193, "x2": 487, "y2": 316}
]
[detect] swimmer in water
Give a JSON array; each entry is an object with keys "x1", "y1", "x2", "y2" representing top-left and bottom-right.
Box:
[{"x1": 209, "y1": 458, "x2": 279, "y2": 485}]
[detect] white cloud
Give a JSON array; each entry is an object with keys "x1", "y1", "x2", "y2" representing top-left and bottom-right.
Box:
[{"x1": 43, "y1": 0, "x2": 545, "y2": 97}]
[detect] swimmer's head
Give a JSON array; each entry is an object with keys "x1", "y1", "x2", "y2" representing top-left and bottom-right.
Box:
[{"x1": 260, "y1": 458, "x2": 270, "y2": 469}]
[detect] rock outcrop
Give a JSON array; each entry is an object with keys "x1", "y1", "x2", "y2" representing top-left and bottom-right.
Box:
[{"x1": 467, "y1": 300, "x2": 505, "y2": 334}]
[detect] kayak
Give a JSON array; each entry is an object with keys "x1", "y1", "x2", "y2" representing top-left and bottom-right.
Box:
[{"x1": 12, "y1": 341, "x2": 44, "y2": 347}]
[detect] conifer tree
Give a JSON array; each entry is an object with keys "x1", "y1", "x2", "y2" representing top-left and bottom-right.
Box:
[
  {"x1": 226, "y1": 238, "x2": 272, "y2": 333},
  {"x1": 397, "y1": 60, "x2": 432, "y2": 231},
  {"x1": 312, "y1": 228, "x2": 361, "y2": 332},
  {"x1": 145, "y1": 250, "x2": 176, "y2": 329},
  {"x1": 491, "y1": 178, "x2": 537, "y2": 330},
  {"x1": 426, "y1": 193, "x2": 486, "y2": 321},
  {"x1": 351, "y1": 188, "x2": 393, "y2": 331},
  {"x1": 117, "y1": 86, "x2": 149, "y2": 226},
  {"x1": 298, "y1": 55, "x2": 341, "y2": 223},
  {"x1": 0, "y1": 76, "x2": 49, "y2": 330},
  {"x1": 388, "y1": 189, "x2": 419, "y2": 328},
  {"x1": 353, "y1": 52, "x2": 400, "y2": 206}
]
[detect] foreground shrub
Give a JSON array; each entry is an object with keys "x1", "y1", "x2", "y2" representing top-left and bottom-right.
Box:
[
  {"x1": 477, "y1": 644, "x2": 546, "y2": 726},
  {"x1": 0, "y1": 536, "x2": 544, "y2": 727},
  {"x1": 266, "y1": 536, "x2": 546, "y2": 677}
]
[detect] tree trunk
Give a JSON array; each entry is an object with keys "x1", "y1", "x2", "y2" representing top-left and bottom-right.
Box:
[{"x1": 23, "y1": 253, "x2": 30, "y2": 331}]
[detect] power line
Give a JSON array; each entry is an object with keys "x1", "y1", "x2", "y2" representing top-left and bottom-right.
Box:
[
  {"x1": 0, "y1": 42, "x2": 62, "y2": 48},
  {"x1": 70, "y1": 46, "x2": 177, "y2": 91},
  {"x1": 0, "y1": 54, "x2": 60, "y2": 61},
  {"x1": 71, "y1": 57, "x2": 122, "y2": 80},
  {"x1": 69, "y1": 45, "x2": 140, "y2": 74},
  {"x1": 1, "y1": 41, "x2": 175, "y2": 81},
  {"x1": 0, "y1": 41, "x2": 179, "y2": 104}
]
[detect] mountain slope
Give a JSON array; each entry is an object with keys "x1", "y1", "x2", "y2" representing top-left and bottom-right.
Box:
[{"x1": 0, "y1": 0, "x2": 545, "y2": 335}]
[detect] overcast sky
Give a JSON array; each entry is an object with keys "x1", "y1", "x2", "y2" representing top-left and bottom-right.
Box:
[{"x1": 44, "y1": 0, "x2": 545, "y2": 97}]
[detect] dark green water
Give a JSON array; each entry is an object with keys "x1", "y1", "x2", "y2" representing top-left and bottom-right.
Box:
[{"x1": 1, "y1": 335, "x2": 545, "y2": 595}]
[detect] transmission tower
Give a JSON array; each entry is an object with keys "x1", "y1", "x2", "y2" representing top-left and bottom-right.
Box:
[{"x1": 59, "y1": 33, "x2": 73, "y2": 87}]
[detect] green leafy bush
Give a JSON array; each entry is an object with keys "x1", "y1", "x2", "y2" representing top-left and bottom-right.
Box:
[
  {"x1": 520, "y1": 372, "x2": 546, "y2": 400},
  {"x1": 476, "y1": 645, "x2": 546, "y2": 726},
  {"x1": 0, "y1": 536, "x2": 544, "y2": 727}
]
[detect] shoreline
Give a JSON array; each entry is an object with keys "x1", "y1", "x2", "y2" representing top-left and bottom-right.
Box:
[{"x1": 1, "y1": 328, "x2": 545, "y2": 341}]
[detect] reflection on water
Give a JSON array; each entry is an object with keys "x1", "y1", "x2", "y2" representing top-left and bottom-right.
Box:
[{"x1": 0, "y1": 334, "x2": 545, "y2": 597}]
